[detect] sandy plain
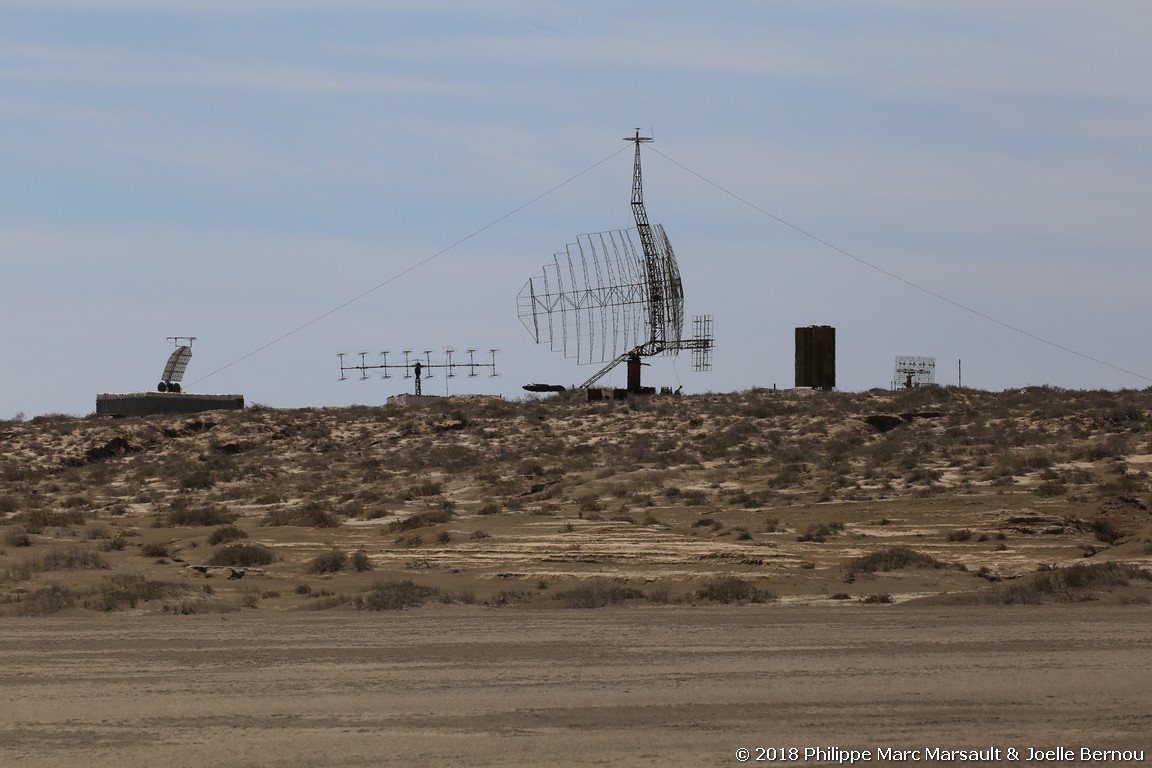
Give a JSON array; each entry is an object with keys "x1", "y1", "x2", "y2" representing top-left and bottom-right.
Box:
[
  {"x1": 3, "y1": 606, "x2": 1152, "y2": 768},
  {"x1": 4, "y1": 388, "x2": 1152, "y2": 767}
]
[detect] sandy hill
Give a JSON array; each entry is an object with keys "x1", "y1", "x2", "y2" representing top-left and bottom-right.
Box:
[{"x1": 2, "y1": 386, "x2": 1151, "y2": 615}]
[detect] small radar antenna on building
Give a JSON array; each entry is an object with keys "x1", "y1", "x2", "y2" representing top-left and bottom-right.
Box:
[
  {"x1": 338, "y1": 347, "x2": 497, "y2": 396},
  {"x1": 158, "y1": 337, "x2": 196, "y2": 393},
  {"x1": 516, "y1": 130, "x2": 714, "y2": 392}
]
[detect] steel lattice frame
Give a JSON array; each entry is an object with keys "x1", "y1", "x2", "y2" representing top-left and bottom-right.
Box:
[
  {"x1": 516, "y1": 226, "x2": 684, "y2": 365},
  {"x1": 517, "y1": 132, "x2": 695, "y2": 376}
]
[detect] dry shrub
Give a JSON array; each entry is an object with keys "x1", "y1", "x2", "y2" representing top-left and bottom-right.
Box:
[
  {"x1": 386, "y1": 509, "x2": 453, "y2": 533},
  {"x1": 21, "y1": 509, "x2": 86, "y2": 532},
  {"x1": 309, "y1": 549, "x2": 348, "y2": 574},
  {"x1": 357, "y1": 579, "x2": 445, "y2": 610},
  {"x1": 797, "y1": 522, "x2": 844, "y2": 543},
  {"x1": 7, "y1": 546, "x2": 109, "y2": 581},
  {"x1": 1090, "y1": 517, "x2": 1126, "y2": 545},
  {"x1": 845, "y1": 546, "x2": 945, "y2": 578},
  {"x1": 264, "y1": 503, "x2": 339, "y2": 528},
  {"x1": 16, "y1": 583, "x2": 77, "y2": 616},
  {"x1": 168, "y1": 505, "x2": 236, "y2": 527},
  {"x1": 207, "y1": 543, "x2": 274, "y2": 567},
  {"x1": 553, "y1": 579, "x2": 645, "y2": 608},
  {"x1": 695, "y1": 577, "x2": 776, "y2": 604},
  {"x1": 87, "y1": 574, "x2": 187, "y2": 611},
  {"x1": 5, "y1": 530, "x2": 32, "y2": 548},
  {"x1": 991, "y1": 562, "x2": 1151, "y2": 605},
  {"x1": 207, "y1": 525, "x2": 247, "y2": 545},
  {"x1": 398, "y1": 480, "x2": 443, "y2": 500},
  {"x1": 140, "y1": 542, "x2": 171, "y2": 558}
]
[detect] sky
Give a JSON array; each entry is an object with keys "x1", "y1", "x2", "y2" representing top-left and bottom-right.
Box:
[{"x1": 2, "y1": 0, "x2": 1150, "y2": 418}]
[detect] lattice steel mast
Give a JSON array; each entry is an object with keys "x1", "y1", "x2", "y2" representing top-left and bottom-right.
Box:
[{"x1": 627, "y1": 130, "x2": 666, "y2": 352}]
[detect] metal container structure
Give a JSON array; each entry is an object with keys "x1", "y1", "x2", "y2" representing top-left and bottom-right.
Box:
[
  {"x1": 96, "y1": 393, "x2": 244, "y2": 418},
  {"x1": 795, "y1": 325, "x2": 836, "y2": 390}
]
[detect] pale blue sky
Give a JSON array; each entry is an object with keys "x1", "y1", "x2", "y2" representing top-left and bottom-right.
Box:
[{"x1": 2, "y1": 1, "x2": 1150, "y2": 417}]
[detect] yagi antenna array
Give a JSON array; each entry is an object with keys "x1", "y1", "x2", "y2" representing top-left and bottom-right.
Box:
[
  {"x1": 517, "y1": 130, "x2": 713, "y2": 389},
  {"x1": 338, "y1": 348, "x2": 498, "y2": 396}
]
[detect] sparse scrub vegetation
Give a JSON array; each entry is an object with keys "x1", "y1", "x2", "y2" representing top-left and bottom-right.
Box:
[
  {"x1": 4, "y1": 387, "x2": 1152, "y2": 611},
  {"x1": 264, "y1": 502, "x2": 339, "y2": 528},
  {"x1": 167, "y1": 505, "x2": 236, "y2": 527},
  {"x1": 356, "y1": 579, "x2": 445, "y2": 610},
  {"x1": 207, "y1": 525, "x2": 247, "y2": 545},
  {"x1": 140, "y1": 542, "x2": 171, "y2": 558},
  {"x1": 309, "y1": 549, "x2": 348, "y2": 574},
  {"x1": 15, "y1": 583, "x2": 78, "y2": 616},
  {"x1": 695, "y1": 577, "x2": 777, "y2": 604},
  {"x1": 4, "y1": 546, "x2": 109, "y2": 581},
  {"x1": 87, "y1": 574, "x2": 188, "y2": 611},
  {"x1": 207, "y1": 543, "x2": 274, "y2": 567},
  {"x1": 797, "y1": 521, "x2": 845, "y2": 543},
  {"x1": 386, "y1": 509, "x2": 454, "y2": 533},
  {"x1": 845, "y1": 547, "x2": 946, "y2": 578},
  {"x1": 553, "y1": 579, "x2": 646, "y2": 608},
  {"x1": 983, "y1": 563, "x2": 1152, "y2": 604}
]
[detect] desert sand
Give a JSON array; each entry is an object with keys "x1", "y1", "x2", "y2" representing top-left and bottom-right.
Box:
[
  {"x1": 3, "y1": 387, "x2": 1152, "y2": 765},
  {"x1": 3, "y1": 606, "x2": 1151, "y2": 768}
]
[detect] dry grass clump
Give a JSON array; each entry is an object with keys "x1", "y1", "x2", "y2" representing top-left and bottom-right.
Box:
[
  {"x1": 17, "y1": 509, "x2": 87, "y2": 533},
  {"x1": 797, "y1": 521, "x2": 844, "y2": 543},
  {"x1": 14, "y1": 583, "x2": 78, "y2": 616},
  {"x1": 206, "y1": 543, "x2": 274, "y2": 567},
  {"x1": 5, "y1": 530, "x2": 32, "y2": 548},
  {"x1": 207, "y1": 525, "x2": 247, "y2": 545},
  {"x1": 1003, "y1": 561, "x2": 1151, "y2": 603},
  {"x1": 167, "y1": 505, "x2": 236, "y2": 527},
  {"x1": 386, "y1": 509, "x2": 454, "y2": 533},
  {"x1": 695, "y1": 577, "x2": 777, "y2": 604},
  {"x1": 140, "y1": 542, "x2": 171, "y2": 558},
  {"x1": 398, "y1": 480, "x2": 443, "y2": 500},
  {"x1": 553, "y1": 579, "x2": 645, "y2": 608},
  {"x1": 845, "y1": 546, "x2": 946, "y2": 578},
  {"x1": 4, "y1": 545, "x2": 109, "y2": 581},
  {"x1": 308, "y1": 549, "x2": 348, "y2": 574},
  {"x1": 264, "y1": 503, "x2": 339, "y2": 528},
  {"x1": 355, "y1": 579, "x2": 446, "y2": 610},
  {"x1": 87, "y1": 573, "x2": 188, "y2": 611}
]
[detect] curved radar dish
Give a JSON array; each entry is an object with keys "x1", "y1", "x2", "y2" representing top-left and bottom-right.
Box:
[
  {"x1": 516, "y1": 131, "x2": 711, "y2": 390},
  {"x1": 158, "y1": 346, "x2": 193, "y2": 393},
  {"x1": 516, "y1": 226, "x2": 684, "y2": 365}
]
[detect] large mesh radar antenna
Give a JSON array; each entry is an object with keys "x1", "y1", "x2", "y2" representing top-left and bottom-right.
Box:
[
  {"x1": 158, "y1": 336, "x2": 195, "y2": 393},
  {"x1": 893, "y1": 356, "x2": 936, "y2": 390},
  {"x1": 517, "y1": 131, "x2": 712, "y2": 388}
]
